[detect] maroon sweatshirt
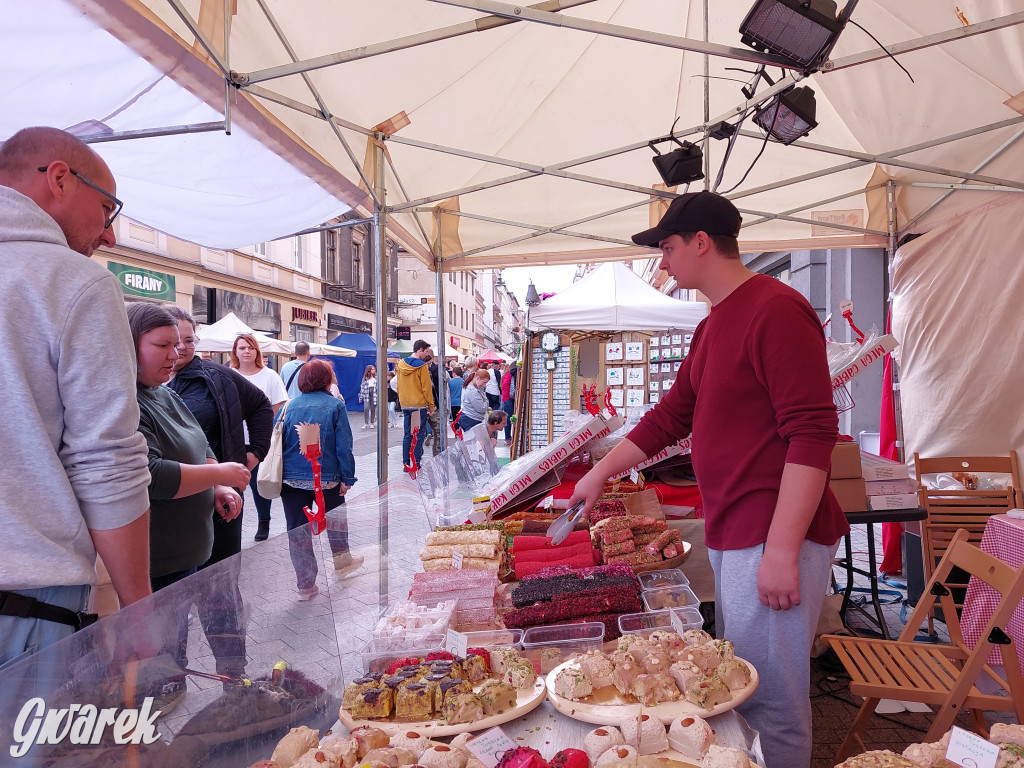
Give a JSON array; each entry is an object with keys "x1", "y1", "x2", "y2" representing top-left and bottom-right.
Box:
[{"x1": 628, "y1": 275, "x2": 849, "y2": 550}]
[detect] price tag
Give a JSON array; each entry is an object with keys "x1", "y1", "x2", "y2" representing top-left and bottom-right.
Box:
[
  {"x1": 668, "y1": 607, "x2": 686, "y2": 637},
  {"x1": 446, "y1": 629, "x2": 468, "y2": 657},
  {"x1": 452, "y1": 551, "x2": 464, "y2": 569},
  {"x1": 839, "y1": 298, "x2": 854, "y2": 314},
  {"x1": 539, "y1": 494, "x2": 555, "y2": 511},
  {"x1": 946, "y1": 726, "x2": 999, "y2": 768},
  {"x1": 629, "y1": 468, "x2": 640, "y2": 484},
  {"x1": 466, "y1": 726, "x2": 520, "y2": 768}
]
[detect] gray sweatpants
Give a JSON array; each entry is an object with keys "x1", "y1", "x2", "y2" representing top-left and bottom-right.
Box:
[{"x1": 710, "y1": 539, "x2": 835, "y2": 768}]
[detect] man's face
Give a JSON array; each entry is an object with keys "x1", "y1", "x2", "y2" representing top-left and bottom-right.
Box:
[
  {"x1": 658, "y1": 233, "x2": 703, "y2": 288},
  {"x1": 54, "y1": 162, "x2": 118, "y2": 257}
]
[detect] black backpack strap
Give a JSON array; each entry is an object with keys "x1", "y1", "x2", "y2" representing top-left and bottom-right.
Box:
[{"x1": 285, "y1": 361, "x2": 306, "y2": 391}]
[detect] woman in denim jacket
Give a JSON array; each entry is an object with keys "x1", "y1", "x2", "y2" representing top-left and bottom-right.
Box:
[{"x1": 276, "y1": 359, "x2": 361, "y2": 600}]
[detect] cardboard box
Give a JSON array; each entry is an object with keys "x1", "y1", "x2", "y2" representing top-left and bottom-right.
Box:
[
  {"x1": 860, "y1": 452, "x2": 911, "y2": 481},
  {"x1": 864, "y1": 478, "x2": 916, "y2": 496},
  {"x1": 830, "y1": 477, "x2": 868, "y2": 512},
  {"x1": 867, "y1": 492, "x2": 920, "y2": 511},
  {"x1": 831, "y1": 441, "x2": 863, "y2": 479}
]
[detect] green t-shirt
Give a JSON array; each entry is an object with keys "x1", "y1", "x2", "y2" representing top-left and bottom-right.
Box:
[{"x1": 137, "y1": 384, "x2": 216, "y2": 578}]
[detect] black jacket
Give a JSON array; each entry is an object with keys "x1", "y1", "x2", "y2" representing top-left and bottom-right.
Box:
[{"x1": 168, "y1": 357, "x2": 273, "y2": 465}]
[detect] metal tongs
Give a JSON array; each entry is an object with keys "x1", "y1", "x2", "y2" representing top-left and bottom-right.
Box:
[{"x1": 545, "y1": 500, "x2": 586, "y2": 546}]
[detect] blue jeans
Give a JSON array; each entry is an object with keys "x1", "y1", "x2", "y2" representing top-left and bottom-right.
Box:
[
  {"x1": 0, "y1": 585, "x2": 89, "y2": 672},
  {"x1": 150, "y1": 567, "x2": 198, "y2": 672},
  {"x1": 280, "y1": 484, "x2": 349, "y2": 590},
  {"x1": 501, "y1": 398, "x2": 515, "y2": 440},
  {"x1": 403, "y1": 408, "x2": 427, "y2": 467}
]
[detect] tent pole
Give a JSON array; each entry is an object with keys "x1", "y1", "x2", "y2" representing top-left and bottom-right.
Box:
[
  {"x1": 434, "y1": 209, "x2": 448, "y2": 453},
  {"x1": 372, "y1": 134, "x2": 390, "y2": 607},
  {"x1": 885, "y1": 180, "x2": 905, "y2": 465},
  {"x1": 223, "y1": 0, "x2": 232, "y2": 135}
]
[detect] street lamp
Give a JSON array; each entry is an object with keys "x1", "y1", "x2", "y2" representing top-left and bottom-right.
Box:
[{"x1": 525, "y1": 281, "x2": 541, "y2": 307}]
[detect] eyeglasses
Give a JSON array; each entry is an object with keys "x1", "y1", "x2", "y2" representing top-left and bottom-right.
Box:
[
  {"x1": 37, "y1": 166, "x2": 123, "y2": 229},
  {"x1": 175, "y1": 336, "x2": 200, "y2": 349}
]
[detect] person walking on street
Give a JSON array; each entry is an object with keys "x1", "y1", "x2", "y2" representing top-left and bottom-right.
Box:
[
  {"x1": 387, "y1": 370, "x2": 399, "y2": 427},
  {"x1": 279, "y1": 341, "x2": 311, "y2": 400},
  {"x1": 484, "y1": 361, "x2": 502, "y2": 410},
  {"x1": 458, "y1": 369, "x2": 490, "y2": 432},
  {"x1": 358, "y1": 365, "x2": 378, "y2": 429},
  {"x1": 396, "y1": 340, "x2": 437, "y2": 470},
  {"x1": 230, "y1": 334, "x2": 288, "y2": 542},
  {"x1": 0, "y1": 126, "x2": 152, "y2": 667},
  {"x1": 448, "y1": 365, "x2": 464, "y2": 424},
  {"x1": 276, "y1": 360, "x2": 362, "y2": 599},
  {"x1": 568, "y1": 191, "x2": 848, "y2": 768},
  {"x1": 500, "y1": 362, "x2": 516, "y2": 445}
]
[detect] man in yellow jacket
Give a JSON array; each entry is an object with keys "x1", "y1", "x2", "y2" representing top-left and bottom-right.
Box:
[{"x1": 397, "y1": 339, "x2": 438, "y2": 470}]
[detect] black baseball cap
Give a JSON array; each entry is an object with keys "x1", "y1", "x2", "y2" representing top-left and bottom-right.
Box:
[{"x1": 632, "y1": 190, "x2": 742, "y2": 247}]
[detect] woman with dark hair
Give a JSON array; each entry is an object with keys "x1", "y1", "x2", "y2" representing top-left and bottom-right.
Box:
[
  {"x1": 127, "y1": 302, "x2": 250, "y2": 707},
  {"x1": 230, "y1": 333, "x2": 288, "y2": 542},
  {"x1": 276, "y1": 359, "x2": 361, "y2": 600}
]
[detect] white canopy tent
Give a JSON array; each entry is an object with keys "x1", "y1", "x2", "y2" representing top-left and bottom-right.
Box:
[
  {"x1": 4, "y1": 0, "x2": 1024, "y2": 479},
  {"x1": 197, "y1": 312, "x2": 355, "y2": 357},
  {"x1": 528, "y1": 262, "x2": 708, "y2": 332}
]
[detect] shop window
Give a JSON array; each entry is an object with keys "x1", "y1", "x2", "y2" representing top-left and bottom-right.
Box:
[
  {"x1": 767, "y1": 261, "x2": 791, "y2": 285},
  {"x1": 290, "y1": 323, "x2": 314, "y2": 343},
  {"x1": 293, "y1": 237, "x2": 303, "y2": 270}
]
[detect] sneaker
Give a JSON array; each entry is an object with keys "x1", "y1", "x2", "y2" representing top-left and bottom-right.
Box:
[
  {"x1": 333, "y1": 552, "x2": 365, "y2": 579},
  {"x1": 297, "y1": 585, "x2": 319, "y2": 601},
  {"x1": 151, "y1": 678, "x2": 187, "y2": 715}
]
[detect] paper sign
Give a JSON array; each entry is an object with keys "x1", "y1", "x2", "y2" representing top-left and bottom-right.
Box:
[
  {"x1": 671, "y1": 347, "x2": 682, "y2": 358},
  {"x1": 625, "y1": 342, "x2": 644, "y2": 361},
  {"x1": 672, "y1": 334, "x2": 682, "y2": 344},
  {"x1": 630, "y1": 468, "x2": 640, "y2": 484},
  {"x1": 661, "y1": 335, "x2": 671, "y2": 346},
  {"x1": 605, "y1": 342, "x2": 623, "y2": 361},
  {"x1": 650, "y1": 336, "x2": 660, "y2": 346},
  {"x1": 946, "y1": 726, "x2": 999, "y2": 768},
  {"x1": 452, "y1": 551, "x2": 464, "y2": 569},
  {"x1": 606, "y1": 368, "x2": 623, "y2": 386},
  {"x1": 839, "y1": 299, "x2": 854, "y2": 315},
  {"x1": 674, "y1": 362, "x2": 682, "y2": 371},
  {"x1": 626, "y1": 389, "x2": 645, "y2": 407},
  {"x1": 669, "y1": 607, "x2": 686, "y2": 636},
  {"x1": 626, "y1": 367, "x2": 645, "y2": 385},
  {"x1": 466, "y1": 726, "x2": 520, "y2": 768},
  {"x1": 661, "y1": 363, "x2": 671, "y2": 372},
  {"x1": 649, "y1": 364, "x2": 659, "y2": 376},
  {"x1": 609, "y1": 388, "x2": 624, "y2": 407},
  {"x1": 650, "y1": 380, "x2": 660, "y2": 391},
  {"x1": 650, "y1": 393, "x2": 660, "y2": 403},
  {"x1": 539, "y1": 494, "x2": 555, "y2": 510},
  {"x1": 446, "y1": 629, "x2": 468, "y2": 657}
]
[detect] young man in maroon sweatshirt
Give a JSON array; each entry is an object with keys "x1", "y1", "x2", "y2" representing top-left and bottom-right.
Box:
[{"x1": 570, "y1": 191, "x2": 848, "y2": 768}]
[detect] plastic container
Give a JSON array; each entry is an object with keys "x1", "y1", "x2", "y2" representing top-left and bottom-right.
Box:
[
  {"x1": 618, "y1": 607, "x2": 703, "y2": 636},
  {"x1": 358, "y1": 637, "x2": 444, "y2": 674},
  {"x1": 642, "y1": 584, "x2": 701, "y2": 612},
  {"x1": 521, "y1": 622, "x2": 605, "y2": 674},
  {"x1": 637, "y1": 568, "x2": 689, "y2": 591},
  {"x1": 371, "y1": 599, "x2": 456, "y2": 650},
  {"x1": 460, "y1": 628, "x2": 524, "y2": 650}
]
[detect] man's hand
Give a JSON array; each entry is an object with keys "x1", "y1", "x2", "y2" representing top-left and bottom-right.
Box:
[
  {"x1": 757, "y1": 546, "x2": 801, "y2": 610},
  {"x1": 245, "y1": 452, "x2": 259, "y2": 471},
  {"x1": 567, "y1": 466, "x2": 608, "y2": 518},
  {"x1": 214, "y1": 486, "x2": 243, "y2": 521},
  {"x1": 338, "y1": 483, "x2": 351, "y2": 496}
]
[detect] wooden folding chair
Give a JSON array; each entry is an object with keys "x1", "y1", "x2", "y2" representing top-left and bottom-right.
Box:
[
  {"x1": 826, "y1": 529, "x2": 1024, "y2": 762},
  {"x1": 917, "y1": 451, "x2": 1021, "y2": 631}
]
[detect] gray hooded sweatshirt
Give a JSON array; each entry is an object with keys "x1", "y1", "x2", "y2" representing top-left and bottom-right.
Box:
[{"x1": 0, "y1": 186, "x2": 150, "y2": 590}]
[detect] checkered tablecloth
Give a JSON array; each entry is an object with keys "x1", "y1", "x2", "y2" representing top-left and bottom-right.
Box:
[{"x1": 960, "y1": 514, "x2": 1024, "y2": 671}]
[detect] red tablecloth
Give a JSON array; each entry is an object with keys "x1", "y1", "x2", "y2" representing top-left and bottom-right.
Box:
[{"x1": 960, "y1": 514, "x2": 1024, "y2": 671}]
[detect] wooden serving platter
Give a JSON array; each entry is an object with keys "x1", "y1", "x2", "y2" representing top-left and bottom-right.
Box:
[
  {"x1": 338, "y1": 676, "x2": 546, "y2": 737},
  {"x1": 544, "y1": 657, "x2": 758, "y2": 725}
]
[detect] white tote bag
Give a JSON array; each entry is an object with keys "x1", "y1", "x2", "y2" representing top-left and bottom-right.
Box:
[{"x1": 256, "y1": 401, "x2": 291, "y2": 499}]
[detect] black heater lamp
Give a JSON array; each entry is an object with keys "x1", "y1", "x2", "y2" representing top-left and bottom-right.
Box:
[
  {"x1": 739, "y1": 0, "x2": 845, "y2": 71},
  {"x1": 650, "y1": 138, "x2": 704, "y2": 187},
  {"x1": 752, "y1": 86, "x2": 818, "y2": 145}
]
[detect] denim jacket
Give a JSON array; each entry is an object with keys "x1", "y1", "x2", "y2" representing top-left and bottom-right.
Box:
[{"x1": 277, "y1": 391, "x2": 357, "y2": 488}]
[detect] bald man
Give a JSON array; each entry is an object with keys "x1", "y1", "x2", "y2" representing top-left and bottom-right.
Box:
[{"x1": 0, "y1": 127, "x2": 152, "y2": 664}]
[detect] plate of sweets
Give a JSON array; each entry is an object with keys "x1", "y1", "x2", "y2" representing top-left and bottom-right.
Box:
[
  {"x1": 545, "y1": 629, "x2": 758, "y2": 725},
  {"x1": 339, "y1": 646, "x2": 546, "y2": 737}
]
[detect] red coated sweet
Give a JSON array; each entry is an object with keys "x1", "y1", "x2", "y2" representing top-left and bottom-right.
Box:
[
  {"x1": 424, "y1": 650, "x2": 455, "y2": 662},
  {"x1": 467, "y1": 648, "x2": 491, "y2": 671},
  {"x1": 550, "y1": 748, "x2": 588, "y2": 768},
  {"x1": 385, "y1": 656, "x2": 423, "y2": 675},
  {"x1": 496, "y1": 746, "x2": 549, "y2": 768}
]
